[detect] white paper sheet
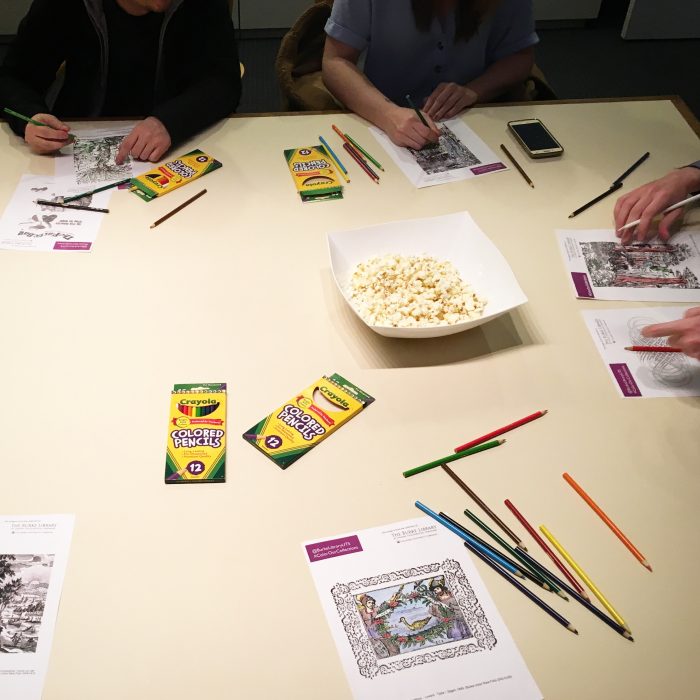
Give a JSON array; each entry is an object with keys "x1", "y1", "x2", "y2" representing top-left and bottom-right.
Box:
[
  {"x1": 303, "y1": 517, "x2": 542, "y2": 700},
  {"x1": 370, "y1": 118, "x2": 506, "y2": 188},
  {"x1": 0, "y1": 515, "x2": 74, "y2": 700},
  {"x1": 54, "y1": 125, "x2": 152, "y2": 189},
  {"x1": 0, "y1": 175, "x2": 110, "y2": 252},
  {"x1": 582, "y1": 306, "x2": 700, "y2": 398},
  {"x1": 557, "y1": 229, "x2": 700, "y2": 301}
]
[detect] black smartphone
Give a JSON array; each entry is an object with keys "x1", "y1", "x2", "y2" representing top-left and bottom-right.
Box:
[{"x1": 507, "y1": 119, "x2": 564, "y2": 159}]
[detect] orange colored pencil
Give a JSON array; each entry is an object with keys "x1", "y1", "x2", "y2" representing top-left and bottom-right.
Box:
[
  {"x1": 563, "y1": 472, "x2": 652, "y2": 572},
  {"x1": 331, "y1": 124, "x2": 351, "y2": 146},
  {"x1": 504, "y1": 499, "x2": 589, "y2": 601}
]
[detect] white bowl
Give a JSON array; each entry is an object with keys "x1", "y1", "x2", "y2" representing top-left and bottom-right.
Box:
[{"x1": 327, "y1": 211, "x2": 527, "y2": 338}]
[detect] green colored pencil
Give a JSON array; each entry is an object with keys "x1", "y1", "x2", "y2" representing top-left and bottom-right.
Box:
[
  {"x1": 463, "y1": 508, "x2": 567, "y2": 599},
  {"x1": 3, "y1": 107, "x2": 75, "y2": 138},
  {"x1": 344, "y1": 133, "x2": 384, "y2": 171},
  {"x1": 402, "y1": 439, "x2": 504, "y2": 478},
  {"x1": 62, "y1": 178, "x2": 132, "y2": 204},
  {"x1": 405, "y1": 94, "x2": 431, "y2": 129}
]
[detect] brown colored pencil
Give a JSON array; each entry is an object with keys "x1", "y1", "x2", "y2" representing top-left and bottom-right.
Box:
[
  {"x1": 150, "y1": 189, "x2": 207, "y2": 229},
  {"x1": 563, "y1": 472, "x2": 652, "y2": 572},
  {"x1": 500, "y1": 144, "x2": 534, "y2": 188},
  {"x1": 441, "y1": 464, "x2": 527, "y2": 551},
  {"x1": 343, "y1": 142, "x2": 379, "y2": 183}
]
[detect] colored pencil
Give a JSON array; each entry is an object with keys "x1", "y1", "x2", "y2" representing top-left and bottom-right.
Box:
[
  {"x1": 624, "y1": 345, "x2": 682, "y2": 353},
  {"x1": 3, "y1": 107, "x2": 75, "y2": 138},
  {"x1": 403, "y1": 439, "x2": 504, "y2": 478},
  {"x1": 563, "y1": 472, "x2": 652, "y2": 572},
  {"x1": 331, "y1": 124, "x2": 351, "y2": 146},
  {"x1": 345, "y1": 133, "x2": 384, "y2": 171},
  {"x1": 463, "y1": 508, "x2": 566, "y2": 598},
  {"x1": 500, "y1": 144, "x2": 534, "y2": 188},
  {"x1": 405, "y1": 94, "x2": 431, "y2": 130},
  {"x1": 568, "y1": 181, "x2": 623, "y2": 219},
  {"x1": 462, "y1": 541, "x2": 577, "y2": 634},
  {"x1": 414, "y1": 501, "x2": 524, "y2": 577},
  {"x1": 454, "y1": 410, "x2": 547, "y2": 452},
  {"x1": 441, "y1": 463, "x2": 526, "y2": 550},
  {"x1": 62, "y1": 178, "x2": 132, "y2": 204},
  {"x1": 319, "y1": 136, "x2": 350, "y2": 183},
  {"x1": 540, "y1": 525, "x2": 631, "y2": 632},
  {"x1": 617, "y1": 192, "x2": 700, "y2": 232},
  {"x1": 516, "y1": 548, "x2": 633, "y2": 641},
  {"x1": 612, "y1": 151, "x2": 650, "y2": 186},
  {"x1": 343, "y1": 142, "x2": 379, "y2": 183},
  {"x1": 504, "y1": 499, "x2": 589, "y2": 601},
  {"x1": 438, "y1": 513, "x2": 552, "y2": 593},
  {"x1": 150, "y1": 189, "x2": 207, "y2": 229},
  {"x1": 35, "y1": 199, "x2": 109, "y2": 213}
]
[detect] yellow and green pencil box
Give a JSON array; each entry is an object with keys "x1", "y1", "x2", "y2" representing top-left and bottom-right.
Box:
[
  {"x1": 284, "y1": 145, "x2": 343, "y2": 203},
  {"x1": 130, "y1": 149, "x2": 221, "y2": 202}
]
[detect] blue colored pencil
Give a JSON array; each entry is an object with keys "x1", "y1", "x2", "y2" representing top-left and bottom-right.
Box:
[
  {"x1": 415, "y1": 501, "x2": 523, "y2": 577},
  {"x1": 319, "y1": 135, "x2": 349, "y2": 177}
]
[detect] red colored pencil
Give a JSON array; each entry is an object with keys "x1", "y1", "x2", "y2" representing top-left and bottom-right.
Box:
[
  {"x1": 563, "y1": 472, "x2": 652, "y2": 572},
  {"x1": 454, "y1": 410, "x2": 547, "y2": 453},
  {"x1": 504, "y1": 498, "x2": 590, "y2": 601},
  {"x1": 343, "y1": 142, "x2": 379, "y2": 183},
  {"x1": 624, "y1": 346, "x2": 682, "y2": 353}
]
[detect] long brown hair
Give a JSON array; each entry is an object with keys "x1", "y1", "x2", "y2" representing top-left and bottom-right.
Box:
[{"x1": 411, "y1": 0, "x2": 501, "y2": 42}]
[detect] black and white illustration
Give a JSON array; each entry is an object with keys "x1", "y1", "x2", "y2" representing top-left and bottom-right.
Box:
[
  {"x1": 0, "y1": 554, "x2": 54, "y2": 654},
  {"x1": 331, "y1": 558, "x2": 495, "y2": 679},
  {"x1": 72, "y1": 135, "x2": 132, "y2": 185},
  {"x1": 408, "y1": 125, "x2": 481, "y2": 175}
]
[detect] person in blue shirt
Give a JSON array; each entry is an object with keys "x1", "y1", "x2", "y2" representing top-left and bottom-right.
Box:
[{"x1": 323, "y1": 0, "x2": 538, "y2": 149}]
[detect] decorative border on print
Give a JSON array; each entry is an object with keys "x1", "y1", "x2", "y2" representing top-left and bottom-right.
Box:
[{"x1": 330, "y1": 558, "x2": 496, "y2": 679}]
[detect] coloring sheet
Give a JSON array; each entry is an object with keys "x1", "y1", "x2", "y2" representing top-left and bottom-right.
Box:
[
  {"x1": 582, "y1": 306, "x2": 700, "y2": 398},
  {"x1": 370, "y1": 118, "x2": 506, "y2": 188},
  {"x1": 54, "y1": 125, "x2": 151, "y2": 188},
  {"x1": 0, "y1": 515, "x2": 74, "y2": 700},
  {"x1": 557, "y1": 229, "x2": 700, "y2": 301},
  {"x1": 0, "y1": 175, "x2": 109, "y2": 252},
  {"x1": 303, "y1": 517, "x2": 541, "y2": 700}
]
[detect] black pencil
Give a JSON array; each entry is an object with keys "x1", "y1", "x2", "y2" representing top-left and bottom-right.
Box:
[
  {"x1": 35, "y1": 199, "x2": 109, "y2": 214},
  {"x1": 612, "y1": 151, "x2": 650, "y2": 185},
  {"x1": 516, "y1": 548, "x2": 634, "y2": 641},
  {"x1": 568, "y1": 181, "x2": 623, "y2": 218},
  {"x1": 405, "y1": 94, "x2": 431, "y2": 129},
  {"x1": 463, "y1": 541, "x2": 578, "y2": 634},
  {"x1": 500, "y1": 144, "x2": 534, "y2": 188}
]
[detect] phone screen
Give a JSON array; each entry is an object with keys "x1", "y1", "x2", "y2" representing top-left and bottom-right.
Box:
[{"x1": 511, "y1": 122, "x2": 560, "y2": 151}]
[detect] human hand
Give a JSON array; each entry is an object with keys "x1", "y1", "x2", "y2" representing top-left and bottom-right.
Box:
[
  {"x1": 642, "y1": 307, "x2": 700, "y2": 360},
  {"x1": 24, "y1": 113, "x2": 72, "y2": 154},
  {"x1": 116, "y1": 116, "x2": 171, "y2": 165},
  {"x1": 614, "y1": 167, "x2": 700, "y2": 244},
  {"x1": 423, "y1": 83, "x2": 478, "y2": 121},
  {"x1": 384, "y1": 106, "x2": 441, "y2": 150}
]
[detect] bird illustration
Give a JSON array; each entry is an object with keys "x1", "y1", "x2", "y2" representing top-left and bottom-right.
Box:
[{"x1": 399, "y1": 616, "x2": 432, "y2": 631}]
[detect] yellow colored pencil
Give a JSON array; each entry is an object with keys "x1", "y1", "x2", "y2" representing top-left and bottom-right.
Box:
[{"x1": 540, "y1": 525, "x2": 630, "y2": 632}]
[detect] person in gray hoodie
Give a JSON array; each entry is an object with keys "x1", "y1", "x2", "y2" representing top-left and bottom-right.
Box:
[{"x1": 0, "y1": 0, "x2": 241, "y2": 164}]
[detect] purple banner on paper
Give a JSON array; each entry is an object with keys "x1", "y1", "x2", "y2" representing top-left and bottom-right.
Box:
[
  {"x1": 610, "y1": 363, "x2": 642, "y2": 397},
  {"x1": 306, "y1": 535, "x2": 363, "y2": 563},
  {"x1": 54, "y1": 241, "x2": 91, "y2": 251},
  {"x1": 572, "y1": 272, "x2": 594, "y2": 298},
  {"x1": 471, "y1": 162, "x2": 507, "y2": 175}
]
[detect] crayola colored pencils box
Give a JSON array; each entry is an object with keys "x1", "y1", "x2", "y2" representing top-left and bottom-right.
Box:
[
  {"x1": 131, "y1": 149, "x2": 221, "y2": 202},
  {"x1": 243, "y1": 373, "x2": 373, "y2": 469},
  {"x1": 284, "y1": 146, "x2": 343, "y2": 202},
  {"x1": 165, "y1": 383, "x2": 227, "y2": 484}
]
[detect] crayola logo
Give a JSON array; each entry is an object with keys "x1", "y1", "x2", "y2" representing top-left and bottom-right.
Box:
[
  {"x1": 319, "y1": 386, "x2": 350, "y2": 410},
  {"x1": 177, "y1": 400, "x2": 220, "y2": 418}
]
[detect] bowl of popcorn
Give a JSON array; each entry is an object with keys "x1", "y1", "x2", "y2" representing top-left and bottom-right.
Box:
[{"x1": 327, "y1": 211, "x2": 527, "y2": 338}]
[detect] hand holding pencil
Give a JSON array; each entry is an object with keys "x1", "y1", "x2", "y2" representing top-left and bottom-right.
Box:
[
  {"x1": 386, "y1": 103, "x2": 440, "y2": 150},
  {"x1": 22, "y1": 113, "x2": 73, "y2": 155}
]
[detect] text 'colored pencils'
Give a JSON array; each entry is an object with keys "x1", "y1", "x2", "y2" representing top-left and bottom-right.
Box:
[
  {"x1": 150, "y1": 189, "x2": 207, "y2": 229},
  {"x1": 563, "y1": 472, "x2": 652, "y2": 572},
  {"x1": 403, "y1": 439, "x2": 505, "y2": 478},
  {"x1": 624, "y1": 345, "x2": 681, "y2": 354},
  {"x1": 462, "y1": 541, "x2": 577, "y2": 635},
  {"x1": 441, "y1": 463, "x2": 526, "y2": 550},
  {"x1": 504, "y1": 499, "x2": 588, "y2": 601},
  {"x1": 454, "y1": 410, "x2": 547, "y2": 453},
  {"x1": 540, "y1": 525, "x2": 631, "y2": 632}
]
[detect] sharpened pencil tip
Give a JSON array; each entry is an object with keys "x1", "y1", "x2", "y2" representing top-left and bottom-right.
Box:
[
  {"x1": 557, "y1": 591, "x2": 569, "y2": 601},
  {"x1": 643, "y1": 562, "x2": 653, "y2": 572},
  {"x1": 568, "y1": 625, "x2": 578, "y2": 634},
  {"x1": 529, "y1": 182, "x2": 534, "y2": 188},
  {"x1": 515, "y1": 543, "x2": 528, "y2": 552},
  {"x1": 513, "y1": 571, "x2": 525, "y2": 579},
  {"x1": 568, "y1": 213, "x2": 575, "y2": 218}
]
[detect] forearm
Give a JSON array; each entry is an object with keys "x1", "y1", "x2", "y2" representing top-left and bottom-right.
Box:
[{"x1": 465, "y1": 49, "x2": 534, "y2": 103}]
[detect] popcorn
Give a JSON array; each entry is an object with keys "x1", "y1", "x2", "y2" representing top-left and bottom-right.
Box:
[{"x1": 349, "y1": 254, "x2": 486, "y2": 327}]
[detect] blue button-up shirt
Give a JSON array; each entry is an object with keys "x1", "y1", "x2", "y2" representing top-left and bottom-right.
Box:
[{"x1": 325, "y1": 0, "x2": 538, "y2": 107}]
